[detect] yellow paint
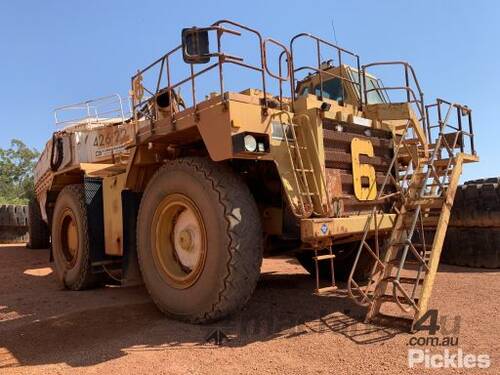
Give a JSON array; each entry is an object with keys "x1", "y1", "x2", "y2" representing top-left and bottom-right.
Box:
[
  {"x1": 102, "y1": 173, "x2": 126, "y2": 256},
  {"x1": 351, "y1": 137, "x2": 377, "y2": 200},
  {"x1": 301, "y1": 214, "x2": 396, "y2": 241}
]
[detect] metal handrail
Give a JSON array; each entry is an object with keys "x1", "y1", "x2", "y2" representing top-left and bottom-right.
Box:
[
  {"x1": 130, "y1": 20, "x2": 294, "y2": 128},
  {"x1": 54, "y1": 94, "x2": 127, "y2": 129},
  {"x1": 425, "y1": 98, "x2": 475, "y2": 155},
  {"x1": 362, "y1": 61, "x2": 426, "y2": 132},
  {"x1": 289, "y1": 33, "x2": 363, "y2": 109}
]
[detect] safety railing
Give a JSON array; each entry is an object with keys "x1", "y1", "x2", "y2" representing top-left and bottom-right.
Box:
[
  {"x1": 425, "y1": 98, "x2": 475, "y2": 155},
  {"x1": 362, "y1": 61, "x2": 427, "y2": 131},
  {"x1": 288, "y1": 33, "x2": 363, "y2": 109},
  {"x1": 130, "y1": 20, "x2": 293, "y2": 129},
  {"x1": 54, "y1": 94, "x2": 128, "y2": 130}
]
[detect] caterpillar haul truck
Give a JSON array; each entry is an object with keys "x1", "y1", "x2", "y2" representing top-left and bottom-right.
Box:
[{"x1": 31, "y1": 20, "x2": 478, "y2": 328}]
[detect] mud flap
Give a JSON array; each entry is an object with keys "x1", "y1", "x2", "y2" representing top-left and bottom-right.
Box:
[
  {"x1": 84, "y1": 177, "x2": 118, "y2": 274},
  {"x1": 121, "y1": 190, "x2": 143, "y2": 286}
]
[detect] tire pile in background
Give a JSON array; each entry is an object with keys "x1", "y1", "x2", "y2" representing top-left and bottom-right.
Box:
[
  {"x1": 0, "y1": 205, "x2": 29, "y2": 244},
  {"x1": 441, "y1": 177, "x2": 500, "y2": 268}
]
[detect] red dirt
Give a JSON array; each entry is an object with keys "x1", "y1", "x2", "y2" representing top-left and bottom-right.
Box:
[{"x1": 0, "y1": 243, "x2": 498, "y2": 374}]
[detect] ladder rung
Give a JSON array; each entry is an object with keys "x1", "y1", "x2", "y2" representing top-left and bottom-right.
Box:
[
  {"x1": 300, "y1": 192, "x2": 318, "y2": 196},
  {"x1": 295, "y1": 168, "x2": 313, "y2": 172},
  {"x1": 315, "y1": 286, "x2": 338, "y2": 294},
  {"x1": 314, "y1": 254, "x2": 336, "y2": 261}
]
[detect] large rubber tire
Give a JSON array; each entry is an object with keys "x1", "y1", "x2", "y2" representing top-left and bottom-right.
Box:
[
  {"x1": 295, "y1": 241, "x2": 374, "y2": 282},
  {"x1": 27, "y1": 198, "x2": 50, "y2": 249},
  {"x1": 450, "y1": 177, "x2": 500, "y2": 228},
  {"x1": 136, "y1": 157, "x2": 263, "y2": 323},
  {"x1": 442, "y1": 227, "x2": 500, "y2": 268},
  {"x1": 441, "y1": 177, "x2": 500, "y2": 268},
  {"x1": 51, "y1": 184, "x2": 100, "y2": 290}
]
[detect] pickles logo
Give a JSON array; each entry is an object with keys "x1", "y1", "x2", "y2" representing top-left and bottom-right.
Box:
[
  {"x1": 408, "y1": 310, "x2": 491, "y2": 369},
  {"x1": 408, "y1": 349, "x2": 491, "y2": 369}
]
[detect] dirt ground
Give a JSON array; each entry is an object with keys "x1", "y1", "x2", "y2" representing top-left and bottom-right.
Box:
[{"x1": 0, "y1": 243, "x2": 498, "y2": 374}]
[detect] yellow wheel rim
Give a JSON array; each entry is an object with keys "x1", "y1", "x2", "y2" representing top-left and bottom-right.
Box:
[
  {"x1": 60, "y1": 208, "x2": 79, "y2": 267},
  {"x1": 151, "y1": 194, "x2": 207, "y2": 289}
]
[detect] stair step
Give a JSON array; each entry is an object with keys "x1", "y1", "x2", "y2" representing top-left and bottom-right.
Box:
[
  {"x1": 432, "y1": 158, "x2": 455, "y2": 168},
  {"x1": 378, "y1": 294, "x2": 419, "y2": 306},
  {"x1": 401, "y1": 138, "x2": 420, "y2": 144},
  {"x1": 314, "y1": 254, "x2": 336, "y2": 261},
  {"x1": 388, "y1": 259, "x2": 428, "y2": 267},
  {"x1": 382, "y1": 276, "x2": 424, "y2": 285},
  {"x1": 315, "y1": 285, "x2": 338, "y2": 294},
  {"x1": 405, "y1": 198, "x2": 444, "y2": 209},
  {"x1": 412, "y1": 243, "x2": 429, "y2": 249}
]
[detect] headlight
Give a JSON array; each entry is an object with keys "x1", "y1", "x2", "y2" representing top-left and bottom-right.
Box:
[{"x1": 243, "y1": 135, "x2": 257, "y2": 152}]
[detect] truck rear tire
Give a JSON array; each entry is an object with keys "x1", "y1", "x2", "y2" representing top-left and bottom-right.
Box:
[
  {"x1": 136, "y1": 157, "x2": 263, "y2": 323},
  {"x1": 27, "y1": 198, "x2": 50, "y2": 249},
  {"x1": 51, "y1": 184, "x2": 100, "y2": 290}
]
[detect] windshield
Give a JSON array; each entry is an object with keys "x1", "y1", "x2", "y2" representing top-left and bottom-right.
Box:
[
  {"x1": 298, "y1": 77, "x2": 347, "y2": 102},
  {"x1": 313, "y1": 78, "x2": 346, "y2": 102},
  {"x1": 347, "y1": 68, "x2": 387, "y2": 104}
]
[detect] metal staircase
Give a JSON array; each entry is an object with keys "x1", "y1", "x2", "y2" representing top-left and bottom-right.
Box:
[{"x1": 347, "y1": 66, "x2": 478, "y2": 330}]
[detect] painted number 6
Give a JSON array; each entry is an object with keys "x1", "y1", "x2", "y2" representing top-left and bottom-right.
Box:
[{"x1": 351, "y1": 137, "x2": 377, "y2": 201}]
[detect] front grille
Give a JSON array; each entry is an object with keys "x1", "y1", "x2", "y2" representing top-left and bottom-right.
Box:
[{"x1": 322, "y1": 118, "x2": 395, "y2": 215}]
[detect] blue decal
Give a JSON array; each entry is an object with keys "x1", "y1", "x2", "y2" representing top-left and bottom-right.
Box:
[{"x1": 321, "y1": 223, "x2": 328, "y2": 234}]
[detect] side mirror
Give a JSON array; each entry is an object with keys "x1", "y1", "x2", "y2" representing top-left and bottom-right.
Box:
[{"x1": 182, "y1": 28, "x2": 210, "y2": 64}]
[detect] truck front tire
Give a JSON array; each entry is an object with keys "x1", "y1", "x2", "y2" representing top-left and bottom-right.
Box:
[{"x1": 137, "y1": 157, "x2": 263, "y2": 323}]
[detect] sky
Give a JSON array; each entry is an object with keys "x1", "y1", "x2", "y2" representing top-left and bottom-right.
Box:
[{"x1": 0, "y1": 0, "x2": 498, "y2": 181}]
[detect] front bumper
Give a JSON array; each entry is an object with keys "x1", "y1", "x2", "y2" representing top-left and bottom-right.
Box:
[{"x1": 301, "y1": 214, "x2": 396, "y2": 244}]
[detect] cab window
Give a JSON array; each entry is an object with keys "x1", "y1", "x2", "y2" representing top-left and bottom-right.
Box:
[
  {"x1": 346, "y1": 67, "x2": 386, "y2": 104},
  {"x1": 313, "y1": 78, "x2": 346, "y2": 102}
]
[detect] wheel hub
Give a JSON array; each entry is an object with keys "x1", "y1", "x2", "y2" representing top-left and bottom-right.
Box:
[
  {"x1": 152, "y1": 194, "x2": 207, "y2": 289},
  {"x1": 173, "y1": 209, "x2": 203, "y2": 270}
]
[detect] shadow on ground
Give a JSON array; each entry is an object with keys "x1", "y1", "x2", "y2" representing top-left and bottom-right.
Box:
[{"x1": 0, "y1": 248, "x2": 404, "y2": 369}]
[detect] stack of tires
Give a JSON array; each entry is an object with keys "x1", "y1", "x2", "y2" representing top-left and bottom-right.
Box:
[
  {"x1": 0, "y1": 205, "x2": 29, "y2": 243},
  {"x1": 441, "y1": 177, "x2": 500, "y2": 268}
]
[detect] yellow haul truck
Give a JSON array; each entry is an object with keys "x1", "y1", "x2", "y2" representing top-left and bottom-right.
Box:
[{"x1": 30, "y1": 20, "x2": 478, "y2": 329}]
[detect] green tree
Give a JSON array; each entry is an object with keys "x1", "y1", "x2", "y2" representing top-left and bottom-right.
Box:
[{"x1": 0, "y1": 139, "x2": 40, "y2": 204}]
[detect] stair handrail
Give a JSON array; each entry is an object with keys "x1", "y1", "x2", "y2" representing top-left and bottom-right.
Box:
[{"x1": 362, "y1": 61, "x2": 426, "y2": 132}]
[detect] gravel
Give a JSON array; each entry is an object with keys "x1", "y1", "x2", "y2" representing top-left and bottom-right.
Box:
[{"x1": 0, "y1": 244, "x2": 498, "y2": 374}]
